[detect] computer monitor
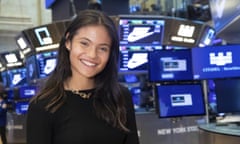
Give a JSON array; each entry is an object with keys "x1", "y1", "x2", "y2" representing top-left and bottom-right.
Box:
[
  {"x1": 214, "y1": 78, "x2": 240, "y2": 114},
  {"x1": 19, "y1": 85, "x2": 38, "y2": 99},
  {"x1": 1, "y1": 71, "x2": 9, "y2": 88},
  {"x1": 119, "y1": 50, "x2": 148, "y2": 73},
  {"x1": 25, "y1": 55, "x2": 38, "y2": 83},
  {"x1": 15, "y1": 101, "x2": 29, "y2": 115},
  {"x1": 36, "y1": 51, "x2": 58, "y2": 78},
  {"x1": 118, "y1": 15, "x2": 165, "y2": 50},
  {"x1": 192, "y1": 45, "x2": 240, "y2": 80},
  {"x1": 8, "y1": 67, "x2": 27, "y2": 88},
  {"x1": 198, "y1": 26, "x2": 215, "y2": 47},
  {"x1": 156, "y1": 83, "x2": 206, "y2": 118},
  {"x1": 148, "y1": 49, "x2": 193, "y2": 82}
]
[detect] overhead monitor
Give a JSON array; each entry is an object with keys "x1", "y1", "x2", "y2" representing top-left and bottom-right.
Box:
[
  {"x1": 198, "y1": 26, "x2": 216, "y2": 47},
  {"x1": 0, "y1": 51, "x2": 24, "y2": 68},
  {"x1": 8, "y1": 67, "x2": 27, "y2": 88},
  {"x1": 24, "y1": 22, "x2": 62, "y2": 52},
  {"x1": 1, "y1": 71, "x2": 9, "y2": 88},
  {"x1": 15, "y1": 101, "x2": 29, "y2": 115},
  {"x1": 156, "y1": 83, "x2": 206, "y2": 118},
  {"x1": 118, "y1": 15, "x2": 165, "y2": 50},
  {"x1": 119, "y1": 50, "x2": 148, "y2": 73},
  {"x1": 192, "y1": 45, "x2": 240, "y2": 80},
  {"x1": 19, "y1": 85, "x2": 38, "y2": 99},
  {"x1": 148, "y1": 49, "x2": 193, "y2": 82},
  {"x1": 36, "y1": 50, "x2": 58, "y2": 78},
  {"x1": 25, "y1": 55, "x2": 38, "y2": 83},
  {"x1": 15, "y1": 32, "x2": 33, "y2": 56},
  {"x1": 214, "y1": 78, "x2": 240, "y2": 114},
  {"x1": 165, "y1": 18, "x2": 204, "y2": 48}
]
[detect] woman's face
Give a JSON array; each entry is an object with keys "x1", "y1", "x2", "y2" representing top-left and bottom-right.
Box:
[{"x1": 65, "y1": 25, "x2": 111, "y2": 80}]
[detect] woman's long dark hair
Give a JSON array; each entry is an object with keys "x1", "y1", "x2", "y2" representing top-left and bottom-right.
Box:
[{"x1": 31, "y1": 10, "x2": 128, "y2": 131}]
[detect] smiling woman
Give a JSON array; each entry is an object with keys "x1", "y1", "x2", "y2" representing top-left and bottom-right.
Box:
[
  {"x1": 26, "y1": 9, "x2": 140, "y2": 144},
  {"x1": 65, "y1": 25, "x2": 111, "y2": 80}
]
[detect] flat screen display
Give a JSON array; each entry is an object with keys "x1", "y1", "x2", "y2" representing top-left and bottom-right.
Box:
[
  {"x1": 124, "y1": 74, "x2": 139, "y2": 83},
  {"x1": 165, "y1": 19, "x2": 203, "y2": 48},
  {"x1": 198, "y1": 26, "x2": 215, "y2": 47},
  {"x1": 6, "y1": 89, "x2": 15, "y2": 100},
  {"x1": 36, "y1": 51, "x2": 58, "y2": 78},
  {"x1": 25, "y1": 55, "x2": 38, "y2": 83},
  {"x1": 156, "y1": 84, "x2": 206, "y2": 118},
  {"x1": 148, "y1": 49, "x2": 193, "y2": 82},
  {"x1": 119, "y1": 50, "x2": 148, "y2": 73},
  {"x1": 118, "y1": 16, "x2": 165, "y2": 49},
  {"x1": 15, "y1": 32, "x2": 33, "y2": 56},
  {"x1": 24, "y1": 22, "x2": 62, "y2": 52},
  {"x1": 1, "y1": 71, "x2": 9, "y2": 88},
  {"x1": 192, "y1": 45, "x2": 240, "y2": 80},
  {"x1": 214, "y1": 78, "x2": 240, "y2": 114},
  {"x1": 15, "y1": 101, "x2": 29, "y2": 115},
  {"x1": 8, "y1": 67, "x2": 27, "y2": 88},
  {"x1": 19, "y1": 85, "x2": 38, "y2": 99}
]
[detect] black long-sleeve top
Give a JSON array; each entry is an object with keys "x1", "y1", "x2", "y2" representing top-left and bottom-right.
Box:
[{"x1": 26, "y1": 88, "x2": 139, "y2": 144}]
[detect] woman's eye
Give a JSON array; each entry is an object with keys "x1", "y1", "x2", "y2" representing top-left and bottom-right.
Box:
[
  {"x1": 80, "y1": 41, "x2": 89, "y2": 47},
  {"x1": 100, "y1": 47, "x2": 109, "y2": 52}
]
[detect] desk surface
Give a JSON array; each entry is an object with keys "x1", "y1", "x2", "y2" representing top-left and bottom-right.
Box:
[{"x1": 199, "y1": 123, "x2": 240, "y2": 136}]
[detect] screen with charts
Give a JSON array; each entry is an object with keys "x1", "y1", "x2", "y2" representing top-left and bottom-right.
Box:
[
  {"x1": 192, "y1": 45, "x2": 240, "y2": 80},
  {"x1": 119, "y1": 50, "x2": 148, "y2": 73},
  {"x1": 118, "y1": 16, "x2": 165, "y2": 50},
  {"x1": 8, "y1": 67, "x2": 27, "y2": 88},
  {"x1": 148, "y1": 49, "x2": 193, "y2": 82},
  {"x1": 156, "y1": 84, "x2": 206, "y2": 118},
  {"x1": 36, "y1": 51, "x2": 58, "y2": 78}
]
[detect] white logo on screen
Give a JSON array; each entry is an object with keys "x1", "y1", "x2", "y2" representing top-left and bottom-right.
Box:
[
  {"x1": 171, "y1": 94, "x2": 192, "y2": 107},
  {"x1": 12, "y1": 74, "x2": 23, "y2": 85},
  {"x1": 24, "y1": 89, "x2": 36, "y2": 96},
  {"x1": 127, "y1": 53, "x2": 148, "y2": 69},
  {"x1": 34, "y1": 27, "x2": 53, "y2": 46},
  {"x1": 177, "y1": 24, "x2": 195, "y2": 37},
  {"x1": 161, "y1": 57, "x2": 187, "y2": 72},
  {"x1": 44, "y1": 58, "x2": 57, "y2": 74},
  {"x1": 209, "y1": 52, "x2": 232, "y2": 66},
  {"x1": 128, "y1": 27, "x2": 154, "y2": 42}
]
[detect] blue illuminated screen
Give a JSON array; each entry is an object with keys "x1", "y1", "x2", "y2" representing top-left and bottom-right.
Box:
[
  {"x1": 1, "y1": 71, "x2": 9, "y2": 88},
  {"x1": 25, "y1": 55, "x2": 38, "y2": 82},
  {"x1": 15, "y1": 101, "x2": 29, "y2": 115},
  {"x1": 198, "y1": 27, "x2": 215, "y2": 47},
  {"x1": 214, "y1": 78, "x2": 240, "y2": 114},
  {"x1": 19, "y1": 85, "x2": 38, "y2": 99},
  {"x1": 156, "y1": 84, "x2": 206, "y2": 118},
  {"x1": 119, "y1": 51, "x2": 148, "y2": 72},
  {"x1": 192, "y1": 45, "x2": 240, "y2": 80},
  {"x1": 36, "y1": 51, "x2": 58, "y2": 78},
  {"x1": 148, "y1": 49, "x2": 193, "y2": 82},
  {"x1": 119, "y1": 17, "x2": 165, "y2": 51},
  {"x1": 8, "y1": 68, "x2": 27, "y2": 88}
]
